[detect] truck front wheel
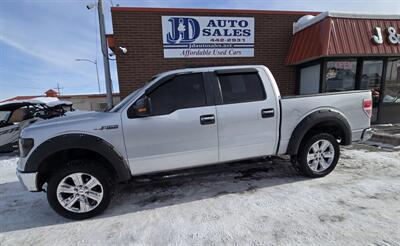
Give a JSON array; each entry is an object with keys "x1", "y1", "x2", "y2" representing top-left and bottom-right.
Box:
[
  {"x1": 296, "y1": 133, "x2": 340, "y2": 178},
  {"x1": 46, "y1": 159, "x2": 114, "y2": 220}
]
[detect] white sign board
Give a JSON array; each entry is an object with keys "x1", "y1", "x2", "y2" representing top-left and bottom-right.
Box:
[{"x1": 161, "y1": 16, "x2": 254, "y2": 58}]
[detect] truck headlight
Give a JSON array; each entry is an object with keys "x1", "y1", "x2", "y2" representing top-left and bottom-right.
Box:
[{"x1": 19, "y1": 138, "x2": 34, "y2": 158}]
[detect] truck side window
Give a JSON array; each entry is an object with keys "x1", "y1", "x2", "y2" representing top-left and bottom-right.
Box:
[
  {"x1": 148, "y1": 73, "x2": 207, "y2": 116},
  {"x1": 217, "y1": 73, "x2": 266, "y2": 104}
]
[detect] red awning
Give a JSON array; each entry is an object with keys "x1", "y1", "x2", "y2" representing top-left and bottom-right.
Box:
[{"x1": 286, "y1": 16, "x2": 400, "y2": 65}]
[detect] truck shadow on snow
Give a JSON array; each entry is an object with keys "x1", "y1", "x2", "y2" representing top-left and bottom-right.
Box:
[
  {"x1": 0, "y1": 157, "x2": 307, "y2": 233},
  {"x1": 112, "y1": 157, "x2": 305, "y2": 209}
]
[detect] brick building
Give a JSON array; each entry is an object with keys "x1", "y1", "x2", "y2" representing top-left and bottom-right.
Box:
[
  {"x1": 110, "y1": 7, "x2": 317, "y2": 97},
  {"x1": 109, "y1": 7, "x2": 400, "y2": 123}
]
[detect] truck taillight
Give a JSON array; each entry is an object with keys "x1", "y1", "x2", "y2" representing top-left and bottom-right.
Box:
[{"x1": 363, "y1": 99, "x2": 372, "y2": 118}]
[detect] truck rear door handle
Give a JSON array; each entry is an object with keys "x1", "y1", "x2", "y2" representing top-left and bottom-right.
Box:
[
  {"x1": 261, "y1": 108, "x2": 275, "y2": 118},
  {"x1": 200, "y1": 114, "x2": 215, "y2": 125}
]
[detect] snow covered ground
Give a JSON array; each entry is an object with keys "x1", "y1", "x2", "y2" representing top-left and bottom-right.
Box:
[{"x1": 0, "y1": 145, "x2": 399, "y2": 245}]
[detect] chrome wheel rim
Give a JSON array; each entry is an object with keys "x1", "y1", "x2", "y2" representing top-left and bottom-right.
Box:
[
  {"x1": 56, "y1": 172, "x2": 103, "y2": 213},
  {"x1": 306, "y1": 140, "x2": 335, "y2": 172}
]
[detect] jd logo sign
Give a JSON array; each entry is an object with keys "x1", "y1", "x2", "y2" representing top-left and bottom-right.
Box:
[
  {"x1": 161, "y1": 16, "x2": 255, "y2": 58},
  {"x1": 166, "y1": 17, "x2": 200, "y2": 44}
]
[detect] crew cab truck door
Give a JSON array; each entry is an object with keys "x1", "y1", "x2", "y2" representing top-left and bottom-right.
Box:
[
  {"x1": 121, "y1": 72, "x2": 218, "y2": 175},
  {"x1": 212, "y1": 68, "x2": 279, "y2": 162}
]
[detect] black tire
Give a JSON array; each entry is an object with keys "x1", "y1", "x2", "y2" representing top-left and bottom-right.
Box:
[
  {"x1": 47, "y1": 159, "x2": 115, "y2": 220},
  {"x1": 296, "y1": 133, "x2": 340, "y2": 178}
]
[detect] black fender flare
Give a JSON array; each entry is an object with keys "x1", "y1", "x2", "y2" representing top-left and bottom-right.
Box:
[
  {"x1": 24, "y1": 133, "x2": 131, "y2": 182},
  {"x1": 286, "y1": 110, "x2": 352, "y2": 155}
]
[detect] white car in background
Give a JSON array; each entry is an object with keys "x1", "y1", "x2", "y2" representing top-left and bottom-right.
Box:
[{"x1": 0, "y1": 99, "x2": 73, "y2": 153}]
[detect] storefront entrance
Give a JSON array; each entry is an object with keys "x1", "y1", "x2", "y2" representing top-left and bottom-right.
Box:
[
  {"x1": 381, "y1": 58, "x2": 400, "y2": 123},
  {"x1": 360, "y1": 59, "x2": 383, "y2": 122},
  {"x1": 296, "y1": 57, "x2": 400, "y2": 124}
]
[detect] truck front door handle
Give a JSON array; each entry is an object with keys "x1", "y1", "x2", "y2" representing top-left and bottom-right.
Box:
[
  {"x1": 261, "y1": 108, "x2": 275, "y2": 118},
  {"x1": 200, "y1": 114, "x2": 215, "y2": 125}
]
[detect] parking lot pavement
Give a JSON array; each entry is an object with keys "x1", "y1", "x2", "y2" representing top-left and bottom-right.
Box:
[{"x1": 1, "y1": 144, "x2": 399, "y2": 245}]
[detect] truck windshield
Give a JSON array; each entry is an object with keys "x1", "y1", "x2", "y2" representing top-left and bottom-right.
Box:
[
  {"x1": 109, "y1": 89, "x2": 140, "y2": 112},
  {"x1": 109, "y1": 75, "x2": 160, "y2": 112}
]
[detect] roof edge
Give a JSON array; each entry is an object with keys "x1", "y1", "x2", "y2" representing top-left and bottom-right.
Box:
[
  {"x1": 294, "y1": 11, "x2": 400, "y2": 34},
  {"x1": 326, "y1": 11, "x2": 400, "y2": 19},
  {"x1": 111, "y1": 6, "x2": 319, "y2": 15}
]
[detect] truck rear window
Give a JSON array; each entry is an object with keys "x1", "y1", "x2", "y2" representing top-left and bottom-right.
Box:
[{"x1": 217, "y1": 73, "x2": 266, "y2": 104}]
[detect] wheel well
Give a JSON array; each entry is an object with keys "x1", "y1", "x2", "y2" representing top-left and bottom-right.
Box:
[
  {"x1": 37, "y1": 148, "x2": 117, "y2": 189},
  {"x1": 302, "y1": 121, "x2": 346, "y2": 145},
  {"x1": 286, "y1": 110, "x2": 352, "y2": 156}
]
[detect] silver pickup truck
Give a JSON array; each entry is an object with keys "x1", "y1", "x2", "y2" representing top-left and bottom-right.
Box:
[{"x1": 16, "y1": 65, "x2": 372, "y2": 219}]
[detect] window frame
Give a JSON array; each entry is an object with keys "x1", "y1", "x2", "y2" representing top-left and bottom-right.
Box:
[
  {"x1": 213, "y1": 70, "x2": 267, "y2": 105},
  {"x1": 127, "y1": 72, "x2": 213, "y2": 118},
  {"x1": 295, "y1": 58, "x2": 324, "y2": 95},
  {"x1": 298, "y1": 63, "x2": 322, "y2": 95}
]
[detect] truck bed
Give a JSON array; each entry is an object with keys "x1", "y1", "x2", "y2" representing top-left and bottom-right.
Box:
[{"x1": 278, "y1": 90, "x2": 372, "y2": 154}]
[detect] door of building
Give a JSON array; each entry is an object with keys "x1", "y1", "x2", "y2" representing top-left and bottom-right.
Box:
[
  {"x1": 360, "y1": 60, "x2": 384, "y2": 123},
  {"x1": 380, "y1": 58, "x2": 400, "y2": 123}
]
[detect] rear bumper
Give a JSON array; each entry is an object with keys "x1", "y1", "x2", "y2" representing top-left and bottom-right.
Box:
[
  {"x1": 16, "y1": 169, "x2": 39, "y2": 192},
  {"x1": 360, "y1": 128, "x2": 373, "y2": 142}
]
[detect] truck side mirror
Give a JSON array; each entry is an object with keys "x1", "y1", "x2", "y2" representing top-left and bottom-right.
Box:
[{"x1": 128, "y1": 97, "x2": 152, "y2": 118}]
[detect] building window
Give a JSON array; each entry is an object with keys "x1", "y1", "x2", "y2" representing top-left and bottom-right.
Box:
[
  {"x1": 325, "y1": 60, "x2": 357, "y2": 92},
  {"x1": 384, "y1": 59, "x2": 400, "y2": 104},
  {"x1": 299, "y1": 64, "x2": 320, "y2": 94}
]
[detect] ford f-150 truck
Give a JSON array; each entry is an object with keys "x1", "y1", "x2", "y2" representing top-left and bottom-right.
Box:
[{"x1": 16, "y1": 65, "x2": 372, "y2": 219}]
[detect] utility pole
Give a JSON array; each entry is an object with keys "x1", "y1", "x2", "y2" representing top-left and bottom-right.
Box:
[
  {"x1": 54, "y1": 83, "x2": 64, "y2": 96},
  {"x1": 97, "y1": 0, "x2": 113, "y2": 109}
]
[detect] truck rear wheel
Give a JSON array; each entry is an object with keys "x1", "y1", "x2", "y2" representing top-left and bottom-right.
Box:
[
  {"x1": 46, "y1": 159, "x2": 114, "y2": 220},
  {"x1": 296, "y1": 133, "x2": 340, "y2": 178}
]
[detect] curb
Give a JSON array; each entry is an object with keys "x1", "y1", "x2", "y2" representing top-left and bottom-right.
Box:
[{"x1": 370, "y1": 132, "x2": 400, "y2": 146}]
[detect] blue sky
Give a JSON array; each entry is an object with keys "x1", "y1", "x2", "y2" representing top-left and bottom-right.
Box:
[{"x1": 0, "y1": 0, "x2": 400, "y2": 101}]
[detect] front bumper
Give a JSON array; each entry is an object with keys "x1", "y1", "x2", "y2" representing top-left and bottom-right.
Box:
[
  {"x1": 16, "y1": 169, "x2": 39, "y2": 192},
  {"x1": 360, "y1": 128, "x2": 373, "y2": 142}
]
